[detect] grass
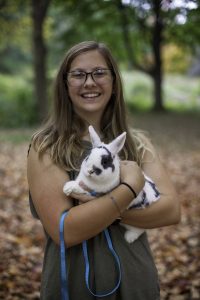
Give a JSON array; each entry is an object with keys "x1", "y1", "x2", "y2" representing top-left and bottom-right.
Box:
[
  {"x1": 0, "y1": 73, "x2": 35, "y2": 127},
  {"x1": 121, "y1": 70, "x2": 200, "y2": 112},
  {"x1": 0, "y1": 128, "x2": 35, "y2": 144}
]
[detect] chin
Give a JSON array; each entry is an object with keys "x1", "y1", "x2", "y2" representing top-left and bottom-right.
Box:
[{"x1": 81, "y1": 106, "x2": 105, "y2": 115}]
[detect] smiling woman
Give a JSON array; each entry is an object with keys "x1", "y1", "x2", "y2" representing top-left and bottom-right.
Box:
[{"x1": 27, "y1": 41, "x2": 180, "y2": 300}]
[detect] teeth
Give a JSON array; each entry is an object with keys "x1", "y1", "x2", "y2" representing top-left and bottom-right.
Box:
[{"x1": 82, "y1": 93, "x2": 100, "y2": 98}]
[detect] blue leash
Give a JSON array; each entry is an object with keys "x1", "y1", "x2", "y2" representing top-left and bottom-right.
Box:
[
  {"x1": 59, "y1": 211, "x2": 69, "y2": 300},
  {"x1": 59, "y1": 211, "x2": 121, "y2": 300}
]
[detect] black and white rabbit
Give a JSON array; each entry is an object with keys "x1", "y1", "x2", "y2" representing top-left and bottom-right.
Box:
[{"x1": 63, "y1": 125, "x2": 160, "y2": 243}]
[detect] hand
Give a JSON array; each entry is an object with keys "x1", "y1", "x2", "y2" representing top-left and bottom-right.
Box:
[{"x1": 120, "y1": 160, "x2": 145, "y2": 195}]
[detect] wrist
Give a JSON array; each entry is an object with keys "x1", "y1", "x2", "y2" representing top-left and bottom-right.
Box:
[
  {"x1": 120, "y1": 182, "x2": 137, "y2": 198},
  {"x1": 122, "y1": 174, "x2": 145, "y2": 195}
]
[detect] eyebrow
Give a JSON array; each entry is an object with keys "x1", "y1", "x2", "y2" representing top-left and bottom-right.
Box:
[{"x1": 69, "y1": 66, "x2": 109, "y2": 72}]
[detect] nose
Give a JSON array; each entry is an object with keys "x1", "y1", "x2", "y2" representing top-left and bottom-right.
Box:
[
  {"x1": 88, "y1": 169, "x2": 94, "y2": 176},
  {"x1": 84, "y1": 73, "x2": 96, "y2": 86}
]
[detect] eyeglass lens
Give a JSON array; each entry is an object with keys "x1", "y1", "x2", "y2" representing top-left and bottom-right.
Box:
[{"x1": 67, "y1": 69, "x2": 112, "y2": 86}]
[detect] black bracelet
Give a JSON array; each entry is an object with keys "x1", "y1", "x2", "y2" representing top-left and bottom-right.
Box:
[{"x1": 120, "y1": 182, "x2": 137, "y2": 198}]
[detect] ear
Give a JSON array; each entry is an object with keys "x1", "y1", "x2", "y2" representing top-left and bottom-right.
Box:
[
  {"x1": 88, "y1": 125, "x2": 102, "y2": 148},
  {"x1": 108, "y1": 132, "x2": 126, "y2": 155}
]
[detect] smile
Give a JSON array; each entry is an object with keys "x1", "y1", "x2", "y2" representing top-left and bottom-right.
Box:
[{"x1": 81, "y1": 93, "x2": 101, "y2": 98}]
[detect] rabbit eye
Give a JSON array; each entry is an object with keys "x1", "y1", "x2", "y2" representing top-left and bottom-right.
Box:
[{"x1": 102, "y1": 156, "x2": 109, "y2": 166}]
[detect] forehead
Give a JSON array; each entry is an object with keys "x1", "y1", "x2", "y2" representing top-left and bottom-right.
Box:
[
  {"x1": 90, "y1": 146, "x2": 111, "y2": 157},
  {"x1": 70, "y1": 50, "x2": 108, "y2": 70}
]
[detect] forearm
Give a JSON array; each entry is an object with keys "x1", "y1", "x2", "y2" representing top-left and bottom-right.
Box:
[
  {"x1": 121, "y1": 193, "x2": 181, "y2": 229},
  {"x1": 63, "y1": 184, "x2": 134, "y2": 247}
]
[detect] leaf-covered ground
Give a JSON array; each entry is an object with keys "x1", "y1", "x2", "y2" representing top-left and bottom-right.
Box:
[{"x1": 0, "y1": 113, "x2": 200, "y2": 299}]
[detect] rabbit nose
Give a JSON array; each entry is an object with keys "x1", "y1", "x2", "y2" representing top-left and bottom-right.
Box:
[{"x1": 88, "y1": 169, "x2": 94, "y2": 175}]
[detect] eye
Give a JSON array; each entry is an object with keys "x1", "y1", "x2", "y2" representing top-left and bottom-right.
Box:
[
  {"x1": 93, "y1": 69, "x2": 107, "y2": 77},
  {"x1": 102, "y1": 157, "x2": 108, "y2": 165},
  {"x1": 70, "y1": 71, "x2": 85, "y2": 79}
]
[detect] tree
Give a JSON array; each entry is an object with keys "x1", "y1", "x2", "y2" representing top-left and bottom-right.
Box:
[
  {"x1": 50, "y1": 0, "x2": 165, "y2": 110},
  {"x1": 0, "y1": 0, "x2": 30, "y2": 73},
  {"x1": 31, "y1": 0, "x2": 51, "y2": 122},
  {"x1": 115, "y1": 0, "x2": 164, "y2": 110},
  {"x1": 27, "y1": 0, "x2": 200, "y2": 118}
]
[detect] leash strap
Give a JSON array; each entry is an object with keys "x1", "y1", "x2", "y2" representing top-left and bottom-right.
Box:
[
  {"x1": 59, "y1": 211, "x2": 69, "y2": 300},
  {"x1": 60, "y1": 211, "x2": 121, "y2": 300},
  {"x1": 82, "y1": 228, "x2": 121, "y2": 297}
]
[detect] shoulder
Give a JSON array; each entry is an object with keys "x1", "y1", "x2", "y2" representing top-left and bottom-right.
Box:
[
  {"x1": 130, "y1": 128, "x2": 157, "y2": 164},
  {"x1": 130, "y1": 128, "x2": 152, "y2": 147},
  {"x1": 27, "y1": 143, "x2": 69, "y2": 178}
]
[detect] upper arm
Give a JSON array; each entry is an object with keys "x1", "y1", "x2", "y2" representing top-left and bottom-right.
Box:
[
  {"x1": 141, "y1": 134, "x2": 180, "y2": 222},
  {"x1": 140, "y1": 134, "x2": 176, "y2": 196},
  {"x1": 119, "y1": 133, "x2": 180, "y2": 228},
  {"x1": 27, "y1": 146, "x2": 73, "y2": 244}
]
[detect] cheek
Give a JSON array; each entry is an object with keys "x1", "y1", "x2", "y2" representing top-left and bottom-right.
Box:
[
  {"x1": 104, "y1": 89, "x2": 113, "y2": 106},
  {"x1": 68, "y1": 87, "x2": 80, "y2": 106},
  {"x1": 106, "y1": 84, "x2": 113, "y2": 99},
  {"x1": 68, "y1": 87, "x2": 75, "y2": 99}
]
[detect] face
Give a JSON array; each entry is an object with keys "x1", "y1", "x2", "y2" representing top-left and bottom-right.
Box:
[
  {"x1": 82, "y1": 147, "x2": 116, "y2": 180},
  {"x1": 67, "y1": 50, "x2": 113, "y2": 121}
]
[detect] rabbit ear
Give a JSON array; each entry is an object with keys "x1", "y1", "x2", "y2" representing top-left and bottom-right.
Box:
[
  {"x1": 88, "y1": 125, "x2": 102, "y2": 147},
  {"x1": 108, "y1": 132, "x2": 126, "y2": 155}
]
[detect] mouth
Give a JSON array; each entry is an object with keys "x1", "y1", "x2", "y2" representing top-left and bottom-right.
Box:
[{"x1": 81, "y1": 92, "x2": 101, "y2": 99}]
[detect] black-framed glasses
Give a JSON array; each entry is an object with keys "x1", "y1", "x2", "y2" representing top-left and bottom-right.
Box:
[{"x1": 66, "y1": 68, "x2": 113, "y2": 87}]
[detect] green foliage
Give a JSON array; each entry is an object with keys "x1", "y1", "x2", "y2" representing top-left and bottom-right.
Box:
[
  {"x1": 122, "y1": 70, "x2": 153, "y2": 111},
  {"x1": 165, "y1": 0, "x2": 200, "y2": 50},
  {"x1": 163, "y1": 74, "x2": 200, "y2": 111},
  {"x1": 0, "y1": 0, "x2": 200, "y2": 126},
  {"x1": 0, "y1": 74, "x2": 36, "y2": 127},
  {"x1": 0, "y1": 1, "x2": 30, "y2": 46},
  {"x1": 47, "y1": 0, "x2": 130, "y2": 67},
  {"x1": 122, "y1": 71, "x2": 200, "y2": 112},
  {"x1": 0, "y1": 1, "x2": 32, "y2": 73},
  {"x1": 163, "y1": 44, "x2": 192, "y2": 74}
]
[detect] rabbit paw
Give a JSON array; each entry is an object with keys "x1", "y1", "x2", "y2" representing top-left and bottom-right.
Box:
[
  {"x1": 124, "y1": 228, "x2": 145, "y2": 243},
  {"x1": 124, "y1": 231, "x2": 139, "y2": 243},
  {"x1": 63, "y1": 181, "x2": 83, "y2": 195}
]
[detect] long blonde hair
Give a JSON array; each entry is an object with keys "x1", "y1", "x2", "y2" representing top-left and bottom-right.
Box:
[{"x1": 32, "y1": 41, "x2": 146, "y2": 171}]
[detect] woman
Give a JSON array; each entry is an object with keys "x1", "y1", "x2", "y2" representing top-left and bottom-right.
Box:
[{"x1": 27, "y1": 41, "x2": 180, "y2": 299}]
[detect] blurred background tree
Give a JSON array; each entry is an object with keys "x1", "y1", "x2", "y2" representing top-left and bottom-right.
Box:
[
  {"x1": 31, "y1": 0, "x2": 51, "y2": 121},
  {"x1": 0, "y1": 0, "x2": 199, "y2": 126}
]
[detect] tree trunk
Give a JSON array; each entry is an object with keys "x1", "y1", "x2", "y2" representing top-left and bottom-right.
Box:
[
  {"x1": 31, "y1": 0, "x2": 51, "y2": 122},
  {"x1": 152, "y1": 0, "x2": 165, "y2": 111}
]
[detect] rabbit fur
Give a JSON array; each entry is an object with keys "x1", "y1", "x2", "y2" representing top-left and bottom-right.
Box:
[{"x1": 63, "y1": 125, "x2": 160, "y2": 243}]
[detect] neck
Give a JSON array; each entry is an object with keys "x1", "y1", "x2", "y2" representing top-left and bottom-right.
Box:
[
  {"x1": 74, "y1": 110, "x2": 102, "y2": 133},
  {"x1": 80, "y1": 116, "x2": 103, "y2": 140}
]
